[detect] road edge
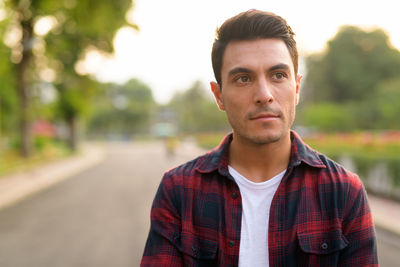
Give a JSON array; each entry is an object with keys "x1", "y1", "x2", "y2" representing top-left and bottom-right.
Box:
[{"x1": 0, "y1": 143, "x2": 106, "y2": 211}]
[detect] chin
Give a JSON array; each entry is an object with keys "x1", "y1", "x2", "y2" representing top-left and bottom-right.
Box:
[
  {"x1": 243, "y1": 130, "x2": 286, "y2": 145},
  {"x1": 251, "y1": 135, "x2": 282, "y2": 145},
  {"x1": 232, "y1": 120, "x2": 291, "y2": 145}
]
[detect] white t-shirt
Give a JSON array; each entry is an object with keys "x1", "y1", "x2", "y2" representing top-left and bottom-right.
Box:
[{"x1": 228, "y1": 166, "x2": 285, "y2": 267}]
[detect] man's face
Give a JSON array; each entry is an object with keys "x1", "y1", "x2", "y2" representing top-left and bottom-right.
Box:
[{"x1": 211, "y1": 38, "x2": 301, "y2": 145}]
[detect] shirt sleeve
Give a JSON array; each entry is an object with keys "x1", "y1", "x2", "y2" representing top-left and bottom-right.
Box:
[
  {"x1": 340, "y1": 174, "x2": 378, "y2": 266},
  {"x1": 141, "y1": 174, "x2": 183, "y2": 267}
]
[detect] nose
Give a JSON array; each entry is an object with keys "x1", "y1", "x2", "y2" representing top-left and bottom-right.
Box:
[{"x1": 254, "y1": 78, "x2": 274, "y2": 105}]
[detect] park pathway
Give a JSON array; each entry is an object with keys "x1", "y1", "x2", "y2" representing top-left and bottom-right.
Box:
[
  {"x1": 0, "y1": 141, "x2": 199, "y2": 267},
  {"x1": 0, "y1": 141, "x2": 399, "y2": 266}
]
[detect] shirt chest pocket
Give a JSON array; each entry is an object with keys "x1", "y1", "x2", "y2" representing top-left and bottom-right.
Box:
[
  {"x1": 174, "y1": 232, "x2": 218, "y2": 264},
  {"x1": 297, "y1": 229, "x2": 349, "y2": 266}
]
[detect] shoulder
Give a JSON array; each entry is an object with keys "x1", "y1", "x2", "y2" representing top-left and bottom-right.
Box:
[
  {"x1": 161, "y1": 151, "x2": 211, "y2": 185},
  {"x1": 291, "y1": 131, "x2": 365, "y2": 194},
  {"x1": 301, "y1": 151, "x2": 370, "y2": 223},
  {"x1": 152, "y1": 153, "x2": 210, "y2": 209},
  {"x1": 319, "y1": 152, "x2": 361, "y2": 181},
  {"x1": 312, "y1": 151, "x2": 365, "y2": 195}
]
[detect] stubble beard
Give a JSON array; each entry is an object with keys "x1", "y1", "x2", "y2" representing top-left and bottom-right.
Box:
[
  {"x1": 228, "y1": 109, "x2": 295, "y2": 146},
  {"x1": 239, "y1": 124, "x2": 286, "y2": 145}
]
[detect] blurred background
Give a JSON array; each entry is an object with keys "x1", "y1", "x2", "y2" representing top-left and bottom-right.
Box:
[{"x1": 0, "y1": 0, "x2": 399, "y2": 266}]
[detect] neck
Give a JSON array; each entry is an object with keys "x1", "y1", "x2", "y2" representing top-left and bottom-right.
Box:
[{"x1": 229, "y1": 132, "x2": 291, "y2": 183}]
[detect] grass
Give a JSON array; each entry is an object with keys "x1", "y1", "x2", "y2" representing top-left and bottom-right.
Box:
[{"x1": 0, "y1": 139, "x2": 72, "y2": 178}]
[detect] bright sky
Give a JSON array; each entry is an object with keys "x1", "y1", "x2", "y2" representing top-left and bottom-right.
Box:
[{"x1": 84, "y1": 0, "x2": 400, "y2": 104}]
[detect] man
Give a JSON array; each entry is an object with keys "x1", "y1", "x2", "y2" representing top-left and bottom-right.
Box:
[{"x1": 141, "y1": 10, "x2": 377, "y2": 266}]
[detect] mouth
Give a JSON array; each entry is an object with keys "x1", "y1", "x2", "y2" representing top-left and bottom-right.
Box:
[{"x1": 250, "y1": 112, "x2": 280, "y2": 121}]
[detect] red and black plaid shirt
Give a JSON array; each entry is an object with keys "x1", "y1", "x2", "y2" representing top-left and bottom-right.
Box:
[{"x1": 141, "y1": 131, "x2": 378, "y2": 266}]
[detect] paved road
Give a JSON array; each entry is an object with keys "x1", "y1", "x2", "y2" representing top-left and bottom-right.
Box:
[
  {"x1": 0, "y1": 142, "x2": 189, "y2": 267},
  {"x1": 376, "y1": 227, "x2": 400, "y2": 266},
  {"x1": 0, "y1": 142, "x2": 399, "y2": 266}
]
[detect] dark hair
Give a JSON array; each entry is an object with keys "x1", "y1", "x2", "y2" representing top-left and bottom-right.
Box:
[{"x1": 211, "y1": 10, "x2": 298, "y2": 85}]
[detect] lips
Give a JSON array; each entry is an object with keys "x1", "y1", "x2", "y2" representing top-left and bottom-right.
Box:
[{"x1": 250, "y1": 112, "x2": 279, "y2": 120}]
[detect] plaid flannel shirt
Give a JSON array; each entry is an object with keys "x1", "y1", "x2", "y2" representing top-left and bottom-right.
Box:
[{"x1": 141, "y1": 131, "x2": 378, "y2": 266}]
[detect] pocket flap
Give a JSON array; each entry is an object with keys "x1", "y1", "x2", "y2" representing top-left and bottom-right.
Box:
[
  {"x1": 174, "y1": 232, "x2": 218, "y2": 259},
  {"x1": 297, "y1": 229, "x2": 349, "y2": 255}
]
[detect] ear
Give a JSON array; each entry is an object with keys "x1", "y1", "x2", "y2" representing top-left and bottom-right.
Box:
[
  {"x1": 295, "y1": 74, "x2": 302, "y2": 105},
  {"x1": 210, "y1": 81, "x2": 225, "y2": 111}
]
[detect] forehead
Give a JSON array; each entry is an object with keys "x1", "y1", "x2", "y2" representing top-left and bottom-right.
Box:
[{"x1": 221, "y1": 38, "x2": 294, "y2": 75}]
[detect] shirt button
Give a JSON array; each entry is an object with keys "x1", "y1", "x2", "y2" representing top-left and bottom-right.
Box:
[
  {"x1": 231, "y1": 192, "x2": 238, "y2": 199},
  {"x1": 321, "y1": 242, "x2": 328, "y2": 250},
  {"x1": 229, "y1": 240, "x2": 235, "y2": 247},
  {"x1": 192, "y1": 246, "x2": 198, "y2": 255}
]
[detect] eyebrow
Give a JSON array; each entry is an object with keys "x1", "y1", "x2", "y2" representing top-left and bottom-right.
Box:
[
  {"x1": 228, "y1": 67, "x2": 253, "y2": 77},
  {"x1": 268, "y1": 63, "x2": 290, "y2": 72},
  {"x1": 227, "y1": 63, "x2": 291, "y2": 77}
]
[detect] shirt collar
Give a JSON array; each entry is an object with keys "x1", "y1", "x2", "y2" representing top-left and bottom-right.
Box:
[
  {"x1": 195, "y1": 133, "x2": 232, "y2": 176},
  {"x1": 195, "y1": 130, "x2": 326, "y2": 175},
  {"x1": 289, "y1": 130, "x2": 326, "y2": 169}
]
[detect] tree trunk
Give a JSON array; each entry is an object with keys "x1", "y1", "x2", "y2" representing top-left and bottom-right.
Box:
[
  {"x1": 16, "y1": 10, "x2": 34, "y2": 157},
  {"x1": 67, "y1": 116, "x2": 78, "y2": 151}
]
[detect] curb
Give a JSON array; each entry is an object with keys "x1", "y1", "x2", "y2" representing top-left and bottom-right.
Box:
[
  {"x1": 368, "y1": 194, "x2": 400, "y2": 237},
  {"x1": 0, "y1": 143, "x2": 106, "y2": 211},
  {"x1": 373, "y1": 216, "x2": 400, "y2": 237}
]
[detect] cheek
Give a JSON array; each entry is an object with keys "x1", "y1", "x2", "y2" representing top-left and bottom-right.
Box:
[
  {"x1": 280, "y1": 85, "x2": 297, "y2": 101},
  {"x1": 224, "y1": 96, "x2": 249, "y2": 115},
  {"x1": 275, "y1": 91, "x2": 298, "y2": 113}
]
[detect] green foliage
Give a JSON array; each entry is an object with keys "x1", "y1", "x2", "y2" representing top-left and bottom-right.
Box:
[
  {"x1": 0, "y1": 137, "x2": 71, "y2": 177},
  {"x1": 42, "y1": 0, "x2": 134, "y2": 70},
  {"x1": 167, "y1": 81, "x2": 229, "y2": 133},
  {"x1": 0, "y1": 15, "x2": 18, "y2": 134},
  {"x1": 374, "y1": 78, "x2": 400, "y2": 129},
  {"x1": 1, "y1": 0, "x2": 136, "y2": 151},
  {"x1": 0, "y1": 50, "x2": 18, "y2": 134},
  {"x1": 40, "y1": 0, "x2": 135, "y2": 135},
  {"x1": 87, "y1": 79, "x2": 155, "y2": 138},
  {"x1": 55, "y1": 75, "x2": 98, "y2": 120},
  {"x1": 305, "y1": 135, "x2": 400, "y2": 161},
  {"x1": 302, "y1": 25, "x2": 400, "y2": 131},
  {"x1": 305, "y1": 26, "x2": 400, "y2": 103},
  {"x1": 299, "y1": 103, "x2": 355, "y2": 132}
]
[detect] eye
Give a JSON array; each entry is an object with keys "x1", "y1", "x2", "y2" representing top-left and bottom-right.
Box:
[
  {"x1": 272, "y1": 72, "x2": 287, "y2": 80},
  {"x1": 234, "y1": 75, "x2": 251, "y2": 84}
]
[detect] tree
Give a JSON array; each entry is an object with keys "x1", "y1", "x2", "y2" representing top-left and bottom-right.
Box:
[
  {"x1": 87, "y1": 79, "x2": 155, "y2": 138},
  {"x1": 1, "y1": 0, "x2": 36, "y2": 156},
  {"x1": 167, "y1": 81, "x2": 229, "y2": 133},
  {"x1": 299, "y1": 103, "x2": 355, "y2": 132},
  {"x1": 2, "y1": 0, "x2": 136, "y2": 155},
  {"x1": 304, "y1": 26, "x2": 400, "y2": 103},
  {"x1": 369, "y1": 78, "x2": 400, "y2": 130},
  {"x1": 299, "y1": 26, "x2": 400, "y2": 132},
  {"x1": 0, "y1": 20, "x2": 18, "y2": 139}
]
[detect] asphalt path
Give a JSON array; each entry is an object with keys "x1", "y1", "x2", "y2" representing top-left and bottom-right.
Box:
[
  {"x1": 0, "y1": 142, "x2": 187, "y2": 267},
  {"x1": 0, "y1": 141, "x2": 398, "y2": 266},
  {"x1": 376, "y1": 227, "x2": 400, "y2": 266}
]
